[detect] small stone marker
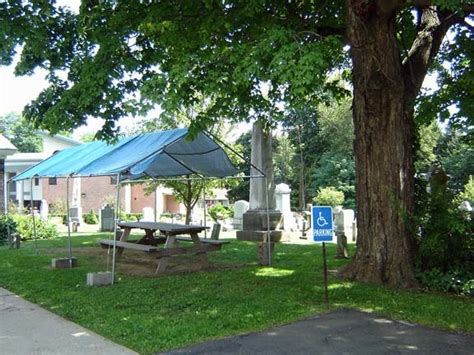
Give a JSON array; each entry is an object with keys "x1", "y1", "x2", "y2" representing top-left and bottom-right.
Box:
[
  {"x1": 210, "y1": 223, "x2": 221, "y2": 240},
  {"x1": 86, "y1": 271, "x2": 113, "y2": 286},
  {"x1": 100, "y1": 205, "x2": 115, "y2": 232},
  {"x1": 334, "y1": 207, "x2": 349, "y2": 258},
  {"x1": 233, "y1": 200, "x2": 249, "y2": 230},
  {"x1": 275, "y1": 183, "x2": 295, "y2": 231},
  {"x1": 141, "y1": 207, "x2": 154, "y2": 221},
  {"x1": 51, "y1": 257, "x2": 77, "y2": 268}
]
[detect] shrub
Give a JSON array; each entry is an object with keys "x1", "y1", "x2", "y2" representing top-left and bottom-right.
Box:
[
  {"x1": 13, "y1": 214, "x2": 58, "y2": 241},
  {"x1": 119, "y1": 212, "x2": 141, "y2": 222},
  {"x1": 83, "y1": 210, "x2": 98, "y2": 224},
  {"x1": 49, "y1": 199, "x2": 66, "y2": 216},
  {"x1": 0, "y1": 215, "x2": 17, "y2": 245},
  {"x1": 313, "y1": 187, "x2": 345, "y2": 207},
  {"x1": 459, "y1": 176, "x2": 474, "y2": 203},
  {"x1": 416, "y1": 268, "x2": 474, "y2": 296},
  {"x1": 208, "y1": 204, "x2": 232, "y2": 222},
  {"x1": 415, "y1": 171, "x2": 473, "y2": 273},
  {"x1": 414, "y1": 169, "x2": 474, "y2": 296}
]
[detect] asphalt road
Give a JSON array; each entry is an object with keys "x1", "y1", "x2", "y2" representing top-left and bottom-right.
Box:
[{"x1": 164, "y1": 308, "x2": 474, "y2": 355}]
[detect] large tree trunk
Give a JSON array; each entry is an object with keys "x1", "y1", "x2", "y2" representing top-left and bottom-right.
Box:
[{"x1": 341, "y1": 1, "x2": 418, "y2": 287}]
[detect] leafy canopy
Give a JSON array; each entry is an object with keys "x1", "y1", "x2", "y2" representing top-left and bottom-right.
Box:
[
  {"x1": 1, "y1": 1, "x2": 471, "y2": 140},
  {"x1": 0, "y1": 112, "x2": 42, "y2": 152}
]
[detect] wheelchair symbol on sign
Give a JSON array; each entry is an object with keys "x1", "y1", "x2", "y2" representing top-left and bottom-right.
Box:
[{"x1": 316, "y1": 212, "x2": 329, "y2": 227}]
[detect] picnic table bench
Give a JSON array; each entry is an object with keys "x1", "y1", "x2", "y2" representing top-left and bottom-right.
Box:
[{"x1": 99, "y1": 221, "x2": 228, "y2": 274}]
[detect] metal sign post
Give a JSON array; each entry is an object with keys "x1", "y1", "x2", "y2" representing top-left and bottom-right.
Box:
[{"x1": 311, "y1": 206, "x2": 334, "y2": 307}]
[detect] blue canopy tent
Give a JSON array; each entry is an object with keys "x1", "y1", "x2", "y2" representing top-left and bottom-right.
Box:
[
  {"x1": 13, "y1": 128, "x2": 237, "y2": 180},
  {"x1": 11, "y1": 128, "x2": 251, "y2": 282}
]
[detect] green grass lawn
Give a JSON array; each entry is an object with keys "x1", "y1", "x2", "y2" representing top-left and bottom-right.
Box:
[{"x1": 0, "y1": 234, "x2": 472, "y2": 353}]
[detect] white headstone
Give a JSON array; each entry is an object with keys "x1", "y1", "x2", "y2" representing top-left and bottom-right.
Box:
[
  {"x1": 333, "y1": 206, "x2": 344, "y2": 233},
  {"x1": 459, "y1": 200, "x2": 472, "y2": 212},
  {"x1": 40, "y1": 199, "x2": 48, "y2": 220},
  {"x1": 342, "y1": 209, "x2": 356, "y2": 241},
  {"x1": 233, "y1": 200, "x2": 249, "y2": 230},
  {"x1": 141, "y1": 207, "x2": 154, "y2": 222},
  {"x1": 275, "y1": 183, "x2": 295, "y2": 231}
]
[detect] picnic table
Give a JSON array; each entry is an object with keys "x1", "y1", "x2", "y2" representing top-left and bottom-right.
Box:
[{"x1": 99, "y1": 221, "x2": 228, "y2": 274}]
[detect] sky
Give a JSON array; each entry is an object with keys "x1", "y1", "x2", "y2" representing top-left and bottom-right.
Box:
[{"x1": 0, "y1": 61, "x2": 137, "y2": 140}]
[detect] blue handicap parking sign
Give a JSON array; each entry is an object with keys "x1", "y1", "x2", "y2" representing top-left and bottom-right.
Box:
[{"x1": 312, "y1": 206, "x2": 334, "y2": 242}]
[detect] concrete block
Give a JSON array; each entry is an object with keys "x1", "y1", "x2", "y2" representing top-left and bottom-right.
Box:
[
  {"x1": 51, "y1": 257, "x2": 77, "y2": 269},
  {"x1": 242, "y1": 210, "x2": 282, "y2": 231},
  {"x1": 86, "y1": 272, "x2": 113, "y2": 286}
]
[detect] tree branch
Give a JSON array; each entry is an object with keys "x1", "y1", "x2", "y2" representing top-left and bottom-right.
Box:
[
  {"x1": 402, "y1": 6, "x2": 450, "y2": 103},
  {"x1": 376, "y1": 0, "x2": 405, "y2": 15}
]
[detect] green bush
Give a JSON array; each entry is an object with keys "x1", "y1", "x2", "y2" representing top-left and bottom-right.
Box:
[
  {"x1": 83, "y1": 210, "x2": 98, "y2": 224},
  {"x1": 12, "y1": 214, "x2": 58, "y2": 241},
  {"x1": 414, "y1": 171, "x2": 473, "y2": 296},
  {"x1": 119, "y1": 212, "x2": 141, "y2": 222},
  {"x1": 313, "y1": 187, "x2": 345, "y2": 207},
  {"x1": 416, "y1": 268, "x2": 474, "y2": 296},
  {"x1": 415, "y1": 175, "x2": 473, "y2": 273},
  {"x1": 49, "y1": 200, "x2": 66, "y2": 216},
  {"x1": 0, "y1": 215, "x2": 17, "y2": 245},
  {"x1": 208, "y1": 204, "x2": 232, "y2": 222},
  {"x1": 457, "y1": 176, "x2": 474, "y2": 204}
]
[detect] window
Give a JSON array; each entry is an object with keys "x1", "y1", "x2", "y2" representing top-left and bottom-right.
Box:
[
  {"x1": 48, "y1": 177, "x2": 57, "y2": 185},
  {"x1": 110, "y1": 176, "x2": 118, "y2": 185},
  {"x1": 34, "y1": 178, "x2": 39, "y2": 186}
]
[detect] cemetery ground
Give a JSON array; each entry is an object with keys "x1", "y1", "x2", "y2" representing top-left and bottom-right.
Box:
[{"x1": 0, "y1": 233, "x2": 472, "y2": 353}]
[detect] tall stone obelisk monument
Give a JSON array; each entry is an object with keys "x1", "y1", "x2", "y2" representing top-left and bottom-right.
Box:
[{"x1": 236, "y1": 121, "x2": 282, "y2": 264}]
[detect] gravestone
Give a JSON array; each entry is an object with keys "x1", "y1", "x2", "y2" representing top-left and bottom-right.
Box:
[
  {"x1": 141, "y1": 207, "x2": 154, "y2": 221},
  {"x1": 233, "y1": 200, "x2": 249, "y2": 230},
  {"x1": 459, "y1": 201, "x2": 473, "y2": 221},
  {"x1": 342, "y1": 209, "x2": 355, "y2": 240},
  {"x1": 69, "y1": 207, "x2": 81, "y2": 232},
  {"x1": 275, "y1": 183, "x2": 295, "y2": 231},
  {"x1": 69, "y1": 207, "x2": 82, "y2": 224},
  {"x1": 51, "y1": 257, "x2": 77, "y2": 269},
  {"x1": 100, "y1": 205, "x2": 115, "y2": 232},
  {"x1": 236, "y1": 121, "x2": 282, "y2": 265},
  {"x1": 40, "y1": 199, "x2": 48, "y2": 220},
  {"x1": 334, "y1": 207, "x2": 348, "y2": 258}
]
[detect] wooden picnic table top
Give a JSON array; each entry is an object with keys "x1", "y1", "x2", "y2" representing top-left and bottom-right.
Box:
[{"x1": 117, "y1": 221, "x2": 208, "y2": 234}]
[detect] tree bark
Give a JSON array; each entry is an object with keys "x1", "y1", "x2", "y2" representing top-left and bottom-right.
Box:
[{"x1": 340, "y1": 1, "x2": 417, "y2": 287}]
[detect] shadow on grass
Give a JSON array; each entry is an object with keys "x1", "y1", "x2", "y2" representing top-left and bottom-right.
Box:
[{"x1": 0, "y1": 236, "x2": 472, "y2": 353}]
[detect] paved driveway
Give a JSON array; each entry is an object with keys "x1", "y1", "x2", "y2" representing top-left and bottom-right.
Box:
[{"x1": 165, "y1": 308, "x2": 474, "y2": 354}]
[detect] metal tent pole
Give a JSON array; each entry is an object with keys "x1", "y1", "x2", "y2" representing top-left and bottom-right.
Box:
[
  {"x1": 30, "y1": 178, "x2": 38, "y2": 254},
  {"x1": 154, "y1": 187, "x2": 157, "y2": 222},
  {"x1": 66, "y1": 176, "x2": 73, "y2": 267},
  {"x1": 264, "y1": 176, "x2": 271, "y2": 266},
  {"x1": 203, "y1": 183, "x2": 207, "y2": 239},
  {"x1": 4, "y1": 172, "x2": 12, "y2": 248},
  {"x1": 111, "y1": 173, "x2": 121, "y2": 285}
]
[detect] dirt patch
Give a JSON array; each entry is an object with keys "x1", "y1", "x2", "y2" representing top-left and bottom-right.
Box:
[{"x1": 44, "y1": 246, "x2": 246, "y2": 277}]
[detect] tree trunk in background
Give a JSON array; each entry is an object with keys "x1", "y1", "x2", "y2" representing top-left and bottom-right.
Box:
[
  {"x1": 341, "y1": 2, "x2": 417, "y2": 286},
  {"x1": 184, "y1": 179, "x2": 192, "y2": 225},
  {"x1": 0, "y1": 159, "x2": 4, "y2": 213}
]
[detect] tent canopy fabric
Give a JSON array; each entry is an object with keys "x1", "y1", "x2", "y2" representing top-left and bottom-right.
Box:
[{"x1": 12, "y1": 129, "x2": 238, "y2": 181}]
